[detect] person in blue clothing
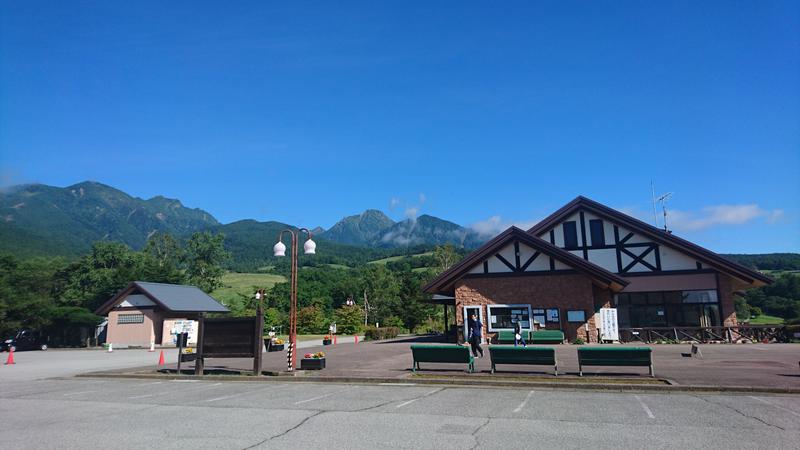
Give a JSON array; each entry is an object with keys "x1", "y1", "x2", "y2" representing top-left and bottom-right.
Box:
[
  {"x1": 467, "y1": 313, "x2": 484, "y2": 358},
  {"x1": 514, "y1": 320, "x2": 527, "y2": 347}
]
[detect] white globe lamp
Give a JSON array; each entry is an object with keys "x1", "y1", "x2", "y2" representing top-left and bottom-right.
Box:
[{"x1": 303, "y1": 238, "x2": 316, "y2": 255}]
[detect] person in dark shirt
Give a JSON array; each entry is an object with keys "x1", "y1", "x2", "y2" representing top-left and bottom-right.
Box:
[
  {"x1": 467, "y1": 313, "x2": 484, "y2": 358},
  {"x1": 514, "y1": 320, "x2": 527, "y2": 347}
]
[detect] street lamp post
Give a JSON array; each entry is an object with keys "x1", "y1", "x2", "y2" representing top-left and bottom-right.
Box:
[{"x1": 273, "y1": 228, "x2": 316, "y2": 371}]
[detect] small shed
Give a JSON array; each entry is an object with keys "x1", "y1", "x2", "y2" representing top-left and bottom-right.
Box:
[{"x1": 95, "y1": 281, "x2": 229, "y2": 348}]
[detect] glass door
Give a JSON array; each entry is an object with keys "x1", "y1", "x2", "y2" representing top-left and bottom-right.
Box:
[{"x1": 463, "y1": 306, "x2": 485, "y2": 344}]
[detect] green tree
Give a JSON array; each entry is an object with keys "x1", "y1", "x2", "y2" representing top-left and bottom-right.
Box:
[
  {"x1": 60, "y1": 242, "x2": 144, "y2": 311},
  {"x1": 296, "y1": 305, "x2": 327, "y2": 333},
  {"x1": 142, "y1": 232, "x2": 185, "y2": 284},
  {"x1": 360, "y1": 265, "x2": 401, "y2": 326},
  {"x1": 333, "y1": 305, "x2": 364, "y2": 334},
  {"x1": 185, "y1": 232, "x2": 230, "y2": 292},
  {"x1": 433, "y1": 244, "x2": 461, "y2": 274},
  {"x1": 0, "y1": 254, "x2": 67, "y2": 336}
]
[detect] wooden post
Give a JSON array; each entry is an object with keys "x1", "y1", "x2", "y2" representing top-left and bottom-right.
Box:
[
  {"x1": 253, "y1": 306, "x2": 264, "y2": 376},
  {"x1": 443, "y1": 304, "x2": 449, "y2": 340},
  {"x1": 194, "y1": 313, "x2": 205, "y2": 375}
]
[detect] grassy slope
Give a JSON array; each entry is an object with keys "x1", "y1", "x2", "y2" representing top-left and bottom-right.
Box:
[
  {"x1": 367, "y1": 251, "x2": 434, "y2": 265},
  {"x1": 211, "y1": 272, "x2": 286, "y2": 306},
  {"x1": 747, "y1": 314, "x2": 785, "y2": 325}
]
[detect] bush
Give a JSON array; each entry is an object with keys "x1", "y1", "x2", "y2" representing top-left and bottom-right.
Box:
[
  {"x1": 363, "y1": 326, "x2": 400, "y2": 341},
  {"x1": 333, "y1": 305, "x2": 364, "y2": 335},
  {"x1": 296, "y1": 306, "x2": 327, "y2": 334},
  {"x1": 571, "y1": 338, "x2": 585, "y2": 345}
]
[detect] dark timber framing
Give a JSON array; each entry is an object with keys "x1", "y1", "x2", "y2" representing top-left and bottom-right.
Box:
[
  {"x1": 527, "y1": 196, "x2": 772, "y2": 286},
  {"x1": 423, "y1": 227, "x2": 628, "y2": 295}
]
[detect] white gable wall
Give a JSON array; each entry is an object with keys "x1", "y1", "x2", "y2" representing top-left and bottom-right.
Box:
[
  {"x1": 461, "y1": 241, "x2": 571, "y2": 275},
  {"x1": 537, "y1": 207, "x2": 703, "y2": 274}
]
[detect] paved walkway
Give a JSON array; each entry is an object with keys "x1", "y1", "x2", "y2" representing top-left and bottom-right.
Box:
[{"x1": 150, "y1": 336, "x2": 800, "y2": 390}]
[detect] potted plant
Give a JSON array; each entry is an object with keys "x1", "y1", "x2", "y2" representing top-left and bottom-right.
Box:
[
  {"x1": 322, "y1": 335, "x2": 332, "y2": 345},
  {"x1": 269, "y1": 337, "x2": 285, "y2": 352},
  {"x1": 300, "y1": 351, "x2": 326, "y2": 370}
]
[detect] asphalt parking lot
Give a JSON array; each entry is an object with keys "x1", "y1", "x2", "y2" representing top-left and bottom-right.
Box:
[
  {"x1": 2, "y1": 347, "x2": 800, "y2": 449},
  {"x1": 2, "y1": 375, "x2": 799, "y2": 449}
]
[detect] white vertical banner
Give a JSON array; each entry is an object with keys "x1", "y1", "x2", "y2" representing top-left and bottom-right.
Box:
[{"x1": 599, "y1": 308, "x2": 619, "y2": 341}]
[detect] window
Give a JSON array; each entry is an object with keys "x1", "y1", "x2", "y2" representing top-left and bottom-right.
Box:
[
  {"x1": 682, "y1": 290, "x2": 718, "y2": 304},
  {"x1": 567, "y1": 310, "x2": 586, "y2": 322},
  {"x1": 546, "y1": 308, "x2": 560, "y2": 323},
  {"x1": 615, "y1": 289, "x2": 720, "y2": 327},
  {"x1": 532, "y1": 309, "x2": 546, "y2": 327},
  {"x1": 563, "y1": 221, "x2": 578, "y2": 249},
  {"x1": 118, "y1": 314, "x2": 144, "y2": 324},
  {"x1": 487, "y1": 305, "x2": 532, "y2": 331},
  {"x1": 589, "y1": 219, "x2": 605, "y2": 246}
]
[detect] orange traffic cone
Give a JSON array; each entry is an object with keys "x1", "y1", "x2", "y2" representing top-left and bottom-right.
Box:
[
  {"x1": 5, "y1": 348, "x2": 15, "y2": 365},
  {"x1": 157, "y1": 350, "x2": 165, "y2": 366}
]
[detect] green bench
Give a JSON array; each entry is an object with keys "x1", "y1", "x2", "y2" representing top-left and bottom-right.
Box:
[
  {"x1": 577, "y1": 347, "x2": 654, "y2": 377},
  {"x1": 497, "y1": 330, "x2": 528, "y2": 344},
  {"x1": 410, "y1": 344, "x2": 475, "y2": 373},
  {"x1": 530, "y1": 330, "x2": 564, "y2": 344},
  {"x1": 489, "y1": 346, "x2": 558, "y2": 375}
]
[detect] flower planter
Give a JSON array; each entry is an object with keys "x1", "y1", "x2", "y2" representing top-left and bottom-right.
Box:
[
  {"x1": 269, "y1": 344, "x2": 285, "y2": 352},
  {"x1": 300, "y1": 358, "x2": 326, "y2": 370},
  {"x1": 322, "y1": 339, "x2": 332, "y2": 346}
]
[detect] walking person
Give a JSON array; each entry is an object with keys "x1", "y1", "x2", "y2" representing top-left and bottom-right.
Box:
[
  {"x1": 514, "y1": 320, "x2": 527, "y2": 347},
  {"x1": 467, "y1": 313, "x2": 484, "y2": 358}
]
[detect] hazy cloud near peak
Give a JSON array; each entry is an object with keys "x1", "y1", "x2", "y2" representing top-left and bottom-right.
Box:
[
  {"x1": 668, "y1": 204, "x2": 785, "y2": 231},
  {"x1": 621, "y1": 203, "x2": 786, "y2": 231},
  {"x1": 389, "y1": 197, "x2": 400, "y2": 209},
  {"x1": 470, "y1": 215, "x2": 540, "y2": 238}
]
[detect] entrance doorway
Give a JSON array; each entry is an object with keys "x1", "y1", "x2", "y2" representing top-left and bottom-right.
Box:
[{"x1": 463, "y1": 306, "x2": 485, "y2": 344}]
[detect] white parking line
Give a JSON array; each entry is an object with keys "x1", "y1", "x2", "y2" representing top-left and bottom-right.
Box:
[
  {"x1": 129, "y1": 382, "x2": 222, "y2": 399},
  {"x1": 294, "y1": 387, "x2": 353, "y2": 405},
  {"x1": 634, "y1": 394, "x2": 655, "y2": 419},
  {"x1": 750, "y1": 396, "x2": 800, "y2": 418},
  {"x1": 63, "y1": 390, "x2": 97, "y2": 397},
  {"x1": 513, "y1": 390, "x2": 535, "y2": 413},
  {"x1": 396, "y1": 388, "x2": 443, "y2": 408},
  {"x1": 205, "y1": 385, "x2": 282, "y2": 403},
  {"x1": 380, "y1": 383, "x2": 417, "y2": 386}
]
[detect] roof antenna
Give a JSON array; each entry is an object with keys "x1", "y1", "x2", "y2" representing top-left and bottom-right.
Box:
[
  {"x1": 650, "y1": 181, "x2": 659, "y2": 228},
  {"x1": 656, "y1": 192, "x2": 673, "y2": 233}
]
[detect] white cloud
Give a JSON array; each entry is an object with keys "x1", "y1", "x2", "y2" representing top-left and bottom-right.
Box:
[
  {"x1": 470, "y1": 215, "x2": 540, "y2": 238},
  {"x1": 419, "y1": 193, "x2": 426, "y2": 204},
  {"x1": 650, "y1": 204, "x2": 784, "y2": 231},
  {"x1": 389, "y1": 197, "x2": 400, "y2": 210},
  {"x1": 404, "y1": 207, "x2": 419, "y2": 220}
]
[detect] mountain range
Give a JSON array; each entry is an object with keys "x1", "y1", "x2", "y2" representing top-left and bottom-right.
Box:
[
  {"x1": 0, "y1": 181, "x2": 485, "y2": 261},
  {"x1": 3, "y1": 181, "x2": 796, "y2": 272}
]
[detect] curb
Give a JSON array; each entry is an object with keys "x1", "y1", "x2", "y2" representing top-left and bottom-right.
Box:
[{"x1": 74, "y1": 371, "x2": 800, "y2": 395}]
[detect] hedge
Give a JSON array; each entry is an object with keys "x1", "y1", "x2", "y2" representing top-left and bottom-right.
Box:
[{"x1": 363, "y1": 326, "x2": 401, "y2": 341}]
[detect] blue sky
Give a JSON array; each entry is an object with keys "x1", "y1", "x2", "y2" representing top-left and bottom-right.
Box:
[{"x1": 1, "y1": 1, "x2": 798, "y2": 253}]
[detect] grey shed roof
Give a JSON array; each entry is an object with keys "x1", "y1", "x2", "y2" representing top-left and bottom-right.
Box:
[{"x1": 96, "y1": 281, "x2": 230, "y2": 315}]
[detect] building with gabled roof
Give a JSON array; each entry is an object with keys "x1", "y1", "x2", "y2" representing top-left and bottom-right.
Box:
[
  {"x1": 96, "y1": 281, "x2": 229, "y2": 347},
  {"x1": 423, "y1": 196, "x2": 771, "y2": 343}
]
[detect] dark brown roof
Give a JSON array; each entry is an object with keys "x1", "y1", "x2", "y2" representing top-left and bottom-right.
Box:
[
  {"x1": 422, "y1": 226, "x2": 629, "y2": 295},
  {"x1": 526, "y1": 196, "x2": 772, "y2": 286}
]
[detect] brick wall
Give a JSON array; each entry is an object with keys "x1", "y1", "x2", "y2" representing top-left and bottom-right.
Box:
[
  {"x1": 717, "y1": 274, "x2": 739, "y2": 326},
  {"x1": 455, "y1": 274, "x2": 608, "y2": 343}
]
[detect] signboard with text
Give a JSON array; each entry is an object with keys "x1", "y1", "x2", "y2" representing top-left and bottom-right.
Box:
[{"x1": 599, "y1": 308, "x2": 619, "y2": 342}]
